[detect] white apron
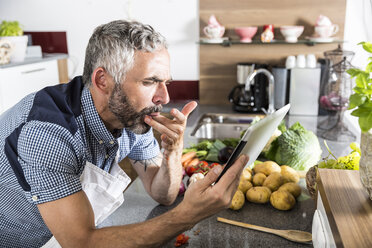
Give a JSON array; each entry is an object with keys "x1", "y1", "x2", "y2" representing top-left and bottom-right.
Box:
[{"x1": 41, "y1": 158, "x2": 131, "y2": 248}]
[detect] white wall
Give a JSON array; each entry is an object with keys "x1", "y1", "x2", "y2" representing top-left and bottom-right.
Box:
[
  {"x1": 0, "y1": 0, "x2": 199, "y2": 80},
  {"x1": 0, "y1": 0, "x2": 370, "y2": 79}
]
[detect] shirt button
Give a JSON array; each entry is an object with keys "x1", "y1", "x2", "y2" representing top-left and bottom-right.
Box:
[
  {"x1": 99, "y1": 140, "x2": 103, "y2": 144},
  {"x1": 32, "y1": 195, "x2": 38, "y2": 201},
  {"x1": 109, "y1": 140, "x2": 115, "y2": 145}
]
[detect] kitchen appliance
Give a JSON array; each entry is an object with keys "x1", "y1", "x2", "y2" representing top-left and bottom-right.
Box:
[
  {"x1": 272, "y1": 67, "x2": 289, "y2": 109},
  {"x1": 318, "y1": 46, "x2": 356, "y2": 142},
  {"x1": 229, "y1": 63, "x2": 269, "y2": 113},
  {"x1": 289, "y1": 67, "x2": 321, "y2": 116}
]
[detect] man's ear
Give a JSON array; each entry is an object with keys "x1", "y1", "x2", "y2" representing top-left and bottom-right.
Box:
[{"x1": 91, "y1": 67, "x2": 111, "y2": 95}]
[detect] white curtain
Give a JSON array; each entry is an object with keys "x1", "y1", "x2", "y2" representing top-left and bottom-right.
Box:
[{"x1": 344, "y1": 0, "x2": 372, "y2": 69}]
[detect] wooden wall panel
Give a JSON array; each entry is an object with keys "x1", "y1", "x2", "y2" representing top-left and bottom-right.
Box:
[{"x1": 199, "y1": 0, "x2": 346, "y2": 105}]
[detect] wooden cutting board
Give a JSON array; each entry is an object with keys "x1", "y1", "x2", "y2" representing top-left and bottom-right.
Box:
[{"x1": 317, "y1": 169, "x2": 372, "y2": 248}]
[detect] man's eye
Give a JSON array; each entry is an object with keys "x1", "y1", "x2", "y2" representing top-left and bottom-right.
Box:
[{"x1": 143, "y1": 81, "x2": 155, "y2": 86}]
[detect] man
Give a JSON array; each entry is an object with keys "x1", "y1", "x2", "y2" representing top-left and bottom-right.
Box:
[{"x1": 0, "y1": 20, "x2": 248, "y2": 247}]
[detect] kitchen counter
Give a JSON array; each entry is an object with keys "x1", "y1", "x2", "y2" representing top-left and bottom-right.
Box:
[
  {"x1": 0, "y1": 53, "x2": 68, "y2": 69},
  {"x1": 99, "y1": 103, "x2": 360, "y2": 247},
  {"x1": 317, "y1": 169, "x2": 372, "y2": 247}
]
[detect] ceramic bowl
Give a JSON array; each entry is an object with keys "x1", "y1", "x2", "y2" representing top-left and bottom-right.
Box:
[
  {"x1": 235, "y1": 27, "x2": 258, "y2": 43},
  {"x1": 280, "y1": 26, "x2": 304, "y2": 43}
]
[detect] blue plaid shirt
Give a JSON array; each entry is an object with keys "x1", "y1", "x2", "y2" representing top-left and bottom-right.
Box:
[{"x1": 0, "y1": 76, "x2": 160, "y2": 247}]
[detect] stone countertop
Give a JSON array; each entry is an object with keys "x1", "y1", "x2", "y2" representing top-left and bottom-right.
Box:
[
  {"x1": 100, "y1": 179, "x2": 314, "y2": 248},
  {"x1": 99, "y1": 103, "x2": 360, "y2": 247}
]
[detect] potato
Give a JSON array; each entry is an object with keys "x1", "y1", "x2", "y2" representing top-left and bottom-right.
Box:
[
  {"x1": 238, "y1": 179, "x2": 253, "y2": 194},
  {"x1": 278, "y1": 182, "x2": 302, "y2": 198},
  {"x1": 246, "y1": 186, "x2": 271, "y2": 204},
  {"x1": 280, "y1": 165, "x2": 300, "y2": 183},
  {"x1": 240, "y1": 168, "x2": 252, "y2": 181},
  {"x1": 230, "y1": 190, "x2": 245, "y2": 210},
  {"x1": 253, "y1": 161, "x2": 281, "y2": 176},
  {"x1": 252, "y1": 173, "x2": 266, "y2": 186},
  {"x1": 245, "y1": 166, "x2": 252, "y2": 174},
  {"x1": 263, "y1": 172, "x2": 283, "y2": 191},
  {"x1": 270, "y1": 190, "x2": 296, "y2": 210}
]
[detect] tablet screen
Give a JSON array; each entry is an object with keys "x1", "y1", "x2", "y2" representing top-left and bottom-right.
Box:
[{"x1": 215, "y1": 104, "x2": 290, "y2": 183}]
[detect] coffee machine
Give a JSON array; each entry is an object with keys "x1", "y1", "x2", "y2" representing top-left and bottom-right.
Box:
[{"x1": 228, "y1": 63, "x2": 269, "y2": 113}]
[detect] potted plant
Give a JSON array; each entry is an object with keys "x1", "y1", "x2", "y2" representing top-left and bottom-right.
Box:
[
  {"x1": 347, "y1": 41, "x2": 372, "y2": 200},
  {"x1": 0, "y1": 20, "x2": 28, "y2": 63}
]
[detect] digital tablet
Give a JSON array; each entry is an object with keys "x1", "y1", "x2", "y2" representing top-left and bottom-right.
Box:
[{"x1": 215, "y1": 104, "x2": 290, "y2": 183}]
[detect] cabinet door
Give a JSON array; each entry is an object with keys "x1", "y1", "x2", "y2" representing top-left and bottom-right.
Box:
[{"x1": 0, "y1": 60, "x2": 59, "y2": 114}]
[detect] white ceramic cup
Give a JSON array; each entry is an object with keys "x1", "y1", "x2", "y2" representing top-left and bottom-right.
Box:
[
  {"x1": 306, "y1": 54, "x2": 317, "y2": 68},
  {"x1": 314, "y1": 24, "x2": 339, "y2": 38},
  {"x1": 285, "y1": 56, "x2": 296, "y2": 69},
  {"x1": 203, "y1": 25, "x2": 225, "y2": 39},
  {"x1": 296, "y1": 54, "x2": 306, "y2": 68}
]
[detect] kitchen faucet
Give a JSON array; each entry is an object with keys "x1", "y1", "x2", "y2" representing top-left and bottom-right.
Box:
[{"x1": 245, "y1": 68, "x2": 275, "y2": 115}]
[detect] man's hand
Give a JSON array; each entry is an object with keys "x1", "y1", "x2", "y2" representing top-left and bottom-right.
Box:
[
  {"x1": 180, "y1": 155, "x2": 249, "y2": 222},
  {"x1": 132, "y1": 101, "x2": 197, "y2": 205},
  {"x1": 144, "y1": 101, "x2": 197, "y2": 152}
]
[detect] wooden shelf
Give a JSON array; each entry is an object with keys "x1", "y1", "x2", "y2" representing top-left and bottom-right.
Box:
[{"x1": 199, "y1": 39, "x2": 344, "y2": 47}]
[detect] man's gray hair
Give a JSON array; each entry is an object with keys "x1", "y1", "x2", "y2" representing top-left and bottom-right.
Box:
[{"x1": 82, "y1": 20, "x2": 168, "y2": 86}]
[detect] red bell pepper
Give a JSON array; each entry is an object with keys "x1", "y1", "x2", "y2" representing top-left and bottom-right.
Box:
[{"x1": 174, "y1": 233, "x2": 189, "y2": 247}]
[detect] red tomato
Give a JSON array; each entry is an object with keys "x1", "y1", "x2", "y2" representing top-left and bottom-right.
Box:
[
  {"x1": 198, "y1": 161, "x2": 210, "y2": 173},
  {"x1": 199, "y1": 160, "x2": 209, "y2": 168},
  {"x1": 209, "y1": 162, "x2": 221, "y2": 169},
  {"x1": 185, "y1": 166, "x2": 198, "y2": 177}
]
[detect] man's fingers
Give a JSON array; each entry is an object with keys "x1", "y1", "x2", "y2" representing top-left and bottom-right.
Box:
[
  {"x1": 197, "y1": 164, "x2": 223, "y2": 188},
  {"x1": 181, "y1": 101, "x2": 197, "y2": 117},
  {"x1": 215, "y1": 155, "x2": 249, "y2": 190},
  {"x1": 170, "y1": 108, "x2": 185, "y2": 123},
  {"x1": 145, "y1": 116, "x2": 181, "y2": 140},
  {"x1": 144, "y1": 101, "x2": 197, "y2": 148},
  {"x1": 169, "y1": 101, "x2": 197, "y2": 124}
]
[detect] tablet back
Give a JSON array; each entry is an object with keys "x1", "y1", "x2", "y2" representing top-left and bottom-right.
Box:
[
  {"x1": 241, "y1": 104, "x2": 290, "y2": 168},
  {"x1": 215, "y1": 104, "x2": 290, "y2": 183}
]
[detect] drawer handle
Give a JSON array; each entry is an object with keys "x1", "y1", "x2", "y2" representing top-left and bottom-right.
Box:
[{"x1": 21, "y1": 68, "x2": 46, "y2": 74}]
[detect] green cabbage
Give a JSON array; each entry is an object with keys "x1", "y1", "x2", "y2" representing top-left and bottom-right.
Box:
[{"x1": 264, "y1": 122, "x2": 322, "y2": 171}]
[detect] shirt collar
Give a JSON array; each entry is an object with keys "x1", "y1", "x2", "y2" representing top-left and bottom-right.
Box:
[{"x1": 81, "y1": 87, "x2": 122, "y2": 145}]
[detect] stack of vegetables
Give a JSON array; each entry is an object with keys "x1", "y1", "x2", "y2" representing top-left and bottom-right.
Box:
[
  {"x1": 181, "y1": 138, "x2": 239, "y2": 177},
  {"x1": 179, "y1": 121, "x2": 324, "y2": 193},
  {"x1": 230, "y1": 161, "x2": 302, "y2": 211}
]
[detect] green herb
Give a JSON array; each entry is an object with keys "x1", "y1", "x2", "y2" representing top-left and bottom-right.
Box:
[
  {"x1": 347, "y1": 41, "x2": 372, "y2": 133},
  {"x1": 0, "y1": 20, "x2": 23, "y2": 36},
  {"x1": 221, "y1": 138, "x2": 240, "y2": 148},
  {"x1": 318, "y1": 140, "x2": 360, "y2": 170},
  {"x1": 205, "y1": 140, "x2": 226, "y2": 162}
]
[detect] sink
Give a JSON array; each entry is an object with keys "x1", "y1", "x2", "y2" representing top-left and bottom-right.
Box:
[{"x1": 190, "y1": 113, "x2": 265, "y2": 139}]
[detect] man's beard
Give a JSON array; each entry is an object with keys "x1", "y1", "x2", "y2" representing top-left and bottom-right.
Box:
[{"x1": 108, "y1": 83, "x2": 162, "y2": 134}]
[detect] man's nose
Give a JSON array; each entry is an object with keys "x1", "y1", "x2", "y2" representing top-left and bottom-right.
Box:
[{"x1": 153, "y1": 82, "x2": 170, "y2": 105}]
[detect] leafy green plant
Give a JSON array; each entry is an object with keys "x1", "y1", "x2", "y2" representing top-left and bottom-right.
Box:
[
  {"x1": 347, "y1": 41, "x2": 372, "y2": 133},
  {"x1": 0, "y1": 20, "x2": 23, "y2": 36}
]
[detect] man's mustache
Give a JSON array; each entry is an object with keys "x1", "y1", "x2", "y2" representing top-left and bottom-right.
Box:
[{"x1": 141, "y1": 105, "x2": 163, "y2": 116}]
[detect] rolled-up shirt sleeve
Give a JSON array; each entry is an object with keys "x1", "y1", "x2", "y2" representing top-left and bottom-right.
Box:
[{"x1": 120, "y1": 128, "x2": 160, "y2": 161}]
